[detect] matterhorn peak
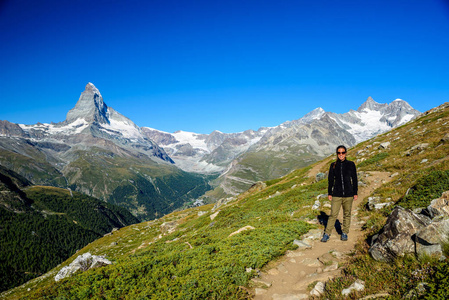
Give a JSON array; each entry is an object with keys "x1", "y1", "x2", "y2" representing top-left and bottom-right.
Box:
[
  {"x1": 65, "y1": 83, "x2": 109, "y2": 124},
  {"x1": 85, "y1": 82, "x2": 102, "y2": 96}
]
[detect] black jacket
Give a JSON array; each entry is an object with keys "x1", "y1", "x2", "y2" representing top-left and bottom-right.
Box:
[{"x1": 328, "y1": 159, "x2": 358, "y2": 197}]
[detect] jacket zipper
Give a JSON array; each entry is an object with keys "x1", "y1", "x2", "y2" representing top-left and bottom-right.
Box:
[{"x1": 340, "y1": 161, "x2": 345, "y2": 196}]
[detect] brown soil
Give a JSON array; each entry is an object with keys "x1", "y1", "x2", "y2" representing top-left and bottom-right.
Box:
[{"x1": 252, "y1": 170, "x2": 393, "y2": 299}]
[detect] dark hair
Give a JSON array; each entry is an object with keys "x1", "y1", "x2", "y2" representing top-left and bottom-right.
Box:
[{"x1": 333, "y1": 145, "x2": 347, "y2": 169}]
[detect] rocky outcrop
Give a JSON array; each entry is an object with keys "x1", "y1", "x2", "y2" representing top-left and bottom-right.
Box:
[
  {"x1": 369, "y1": 206, "x2": 430, "y2": 262},
  {"x1": 0, "y1": 120, "x2": 27, "y2": 137},
  {"x1": 55, "y1": 252, "x2": 112, "y2": 282},
  {"x1": 370, "y1": 191, "x2": 449, "y2": 262},
  {"x1": 378, "y1": 142, "x2": 390, "y2": 149}
]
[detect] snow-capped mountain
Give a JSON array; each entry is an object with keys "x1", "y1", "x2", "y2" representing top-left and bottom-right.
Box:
[
  {"x1": 325, "y1": 96, "x2": 419, "y2": 143},
  {"x1": 0, "y1": 83, "x2": 210, "y2": 220},
  {"x1": 141, "y1": 127, "x2": 269, "y2": 173},
  {"x1": 18, "y1": 83, "x2": 171, "y2": 162}
]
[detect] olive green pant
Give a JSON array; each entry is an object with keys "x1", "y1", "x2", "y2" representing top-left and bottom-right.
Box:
[{"x1": 324, "y1": 196, "x2": 353, "y2": 235}]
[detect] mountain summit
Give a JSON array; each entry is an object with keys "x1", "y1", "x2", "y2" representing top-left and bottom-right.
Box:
[
  {"x1": 357, "y1": 96, "x2": 388, "y2": 112},
  {"x1": 65, "y1": 83, "x2": 109, "y2": 124}
]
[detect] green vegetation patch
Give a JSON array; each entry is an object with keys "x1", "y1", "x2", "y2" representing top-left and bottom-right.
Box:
[
  {"x1": 30, "y1": 221, "x2": 310, "y2": 299},
  {"x1": 396, "y1": 170, "x2": 449, "y2": 209},
  {"x1": 0, "y1": 207, "x2": 100, "y2": 293},
  {"x1": 358, "y1": 152, "x2": 389, "y2": 168},
  {"x1": 323, "y1": 255, "x2": 436, "y2": 299},
  {"x1": 425, "y1": 260, "x2": 449, "y2": 299}
]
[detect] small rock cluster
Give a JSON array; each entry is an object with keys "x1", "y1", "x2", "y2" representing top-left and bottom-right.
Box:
[
  {"x1": 403, "y1": 143, "x2": 429, "y2": 156},
  {"x1": 366, "y1": 196, "x2": 393, "y2": 211}
]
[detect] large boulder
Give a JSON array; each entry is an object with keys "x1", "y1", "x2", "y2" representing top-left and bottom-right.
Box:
[
  {"x1": 415, "y1": 219, "x2": 449, "y2": 258},
  {"x1": 366, "y1": 196, "x2": 393, "y2": 211},
  {"x1": 369, "y1": 206, "x2": 430, "y2": 262},
  {"x1": 55, "y1": 252, "x2": 112, "y2": 282},
  {"x1": 441, "y1": 133, "x2": 449, "y2": 144},
  {"x1": 370, "y1": 191, "x2": 449, "y2": 262}
]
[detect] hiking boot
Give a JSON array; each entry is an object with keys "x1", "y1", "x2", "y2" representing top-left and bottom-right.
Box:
[
  {"x1": 341, "y1": 233, "x2": 348, "y2": 241},
  {"x1": 321, "y1": 233, "x2": 330, "y2": 242}
]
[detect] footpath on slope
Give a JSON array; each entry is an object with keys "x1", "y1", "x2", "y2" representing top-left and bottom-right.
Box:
[{"x1": 251, "y1": 165, "x2": 392, "y2": 300}]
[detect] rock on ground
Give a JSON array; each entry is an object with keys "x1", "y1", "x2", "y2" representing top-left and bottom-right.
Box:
[{"x1": 55, "y1": 252, "x2": 112, "y2": 282}]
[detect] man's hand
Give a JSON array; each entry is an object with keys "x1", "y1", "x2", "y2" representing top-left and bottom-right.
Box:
[
  {"x1": 328, "y1": 195, "x2": 332, "y2": 201},
  {"x1": 354, "y1": 195, "x2": 358, "y2": 201}
]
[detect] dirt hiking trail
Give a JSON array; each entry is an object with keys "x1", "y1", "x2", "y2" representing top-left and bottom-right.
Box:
[{"x1": 252, "y1": 167, "x2": 392, "y2": 300}]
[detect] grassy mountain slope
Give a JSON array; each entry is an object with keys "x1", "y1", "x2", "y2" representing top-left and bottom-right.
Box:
[
  {"x1": 0, "y1": 137, "x2": 67, "y2": 187},
  {"x1": 208, "y1": 147, "x2": 320, "y2": 198},
  {"x1": 0, "y1": 140, "x2": 213, "y2": 221},
  {"x1": 3, "y1": 103, "x2": 449, "y2": 299},
  {"x1": 63, "y1": 147, "x2": 214, "y2": 220},
  {"x1": 0, "y1": 168, "x2": 140, "y2": 293}
]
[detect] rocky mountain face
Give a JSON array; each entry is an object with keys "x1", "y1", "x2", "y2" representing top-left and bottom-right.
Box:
[
  {"x1": 19, "y1": 83, "x2": 172, "y2": 163},
  {"x1": 0, "y1": 83, "x2": 211, "y2": 220}
]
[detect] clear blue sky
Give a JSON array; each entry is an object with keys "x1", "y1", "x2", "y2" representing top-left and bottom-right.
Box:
[{"x1": 1, "y1": 0, "x2": 448, "y2": 133}]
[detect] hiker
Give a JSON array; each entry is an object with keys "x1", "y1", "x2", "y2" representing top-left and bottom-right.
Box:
[{"x1": 321, "y1": 145, "x2": 358, "y2": 242}]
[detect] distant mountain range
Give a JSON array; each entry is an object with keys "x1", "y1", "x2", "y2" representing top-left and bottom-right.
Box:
[
  {"x1": 0, "y1": 83, "x2": 420, "y2": 216},
  {"x1": 143, "y1": 95, "x2": 420, "y2": 198}
]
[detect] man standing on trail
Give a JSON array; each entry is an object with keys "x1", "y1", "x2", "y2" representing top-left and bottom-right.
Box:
[{"x1": 321, "y1": 145, "x2": 358, "y2": 242}]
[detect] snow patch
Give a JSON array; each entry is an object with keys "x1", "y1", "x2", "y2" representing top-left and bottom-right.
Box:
[
  {"x1": 100, "y1": 118, "x2": 143, "y2": 140},
  {"x1": 19, "y1": 119, "x2": 90, "y2": 135},
  {"x1": 172, "y1": 131, "x2": 209, "y2": 151}
]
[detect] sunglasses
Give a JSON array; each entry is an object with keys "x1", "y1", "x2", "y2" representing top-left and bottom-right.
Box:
[{"x1": 337, "y1": 151, "x2": 346, "y2": 154}]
